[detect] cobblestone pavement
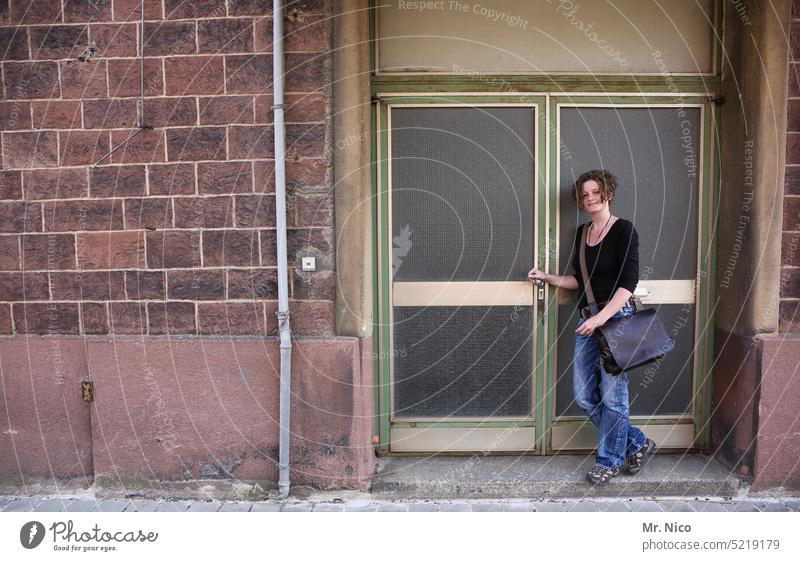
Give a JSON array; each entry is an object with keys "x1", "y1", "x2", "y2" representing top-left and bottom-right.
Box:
[{"x1": 1, "y1": 495, "x2": 799, "y2": 513}]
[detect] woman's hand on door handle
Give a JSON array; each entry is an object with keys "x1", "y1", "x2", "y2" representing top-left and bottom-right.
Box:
[
  {"x1": 527, "y1": 267, "x2": 547, "y2": 286},
  {"x1": 531, "y1": 270, "x2": 580, "y2": 291}
]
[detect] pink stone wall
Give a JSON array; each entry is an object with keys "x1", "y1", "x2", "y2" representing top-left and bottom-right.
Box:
[
  {"x1": 1, "y1": 335, "x2": 375, "y2": 491},
  {"x1": 711, "y1": 330, "x2": 759, "y2": 477},
  {"x1": 753, "y1": 336, "x2": 800, "y2": 491},
  {"x1": 289, "y1": 337, "x2": 375, "y2": 488},
  {"x1": 0, "y1": 337, "x2": 92, "y2": 484}
]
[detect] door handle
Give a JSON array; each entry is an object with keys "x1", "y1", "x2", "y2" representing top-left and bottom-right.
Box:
[{"x1": 535, "y1": 277, "x2": 545, "y2": 312}]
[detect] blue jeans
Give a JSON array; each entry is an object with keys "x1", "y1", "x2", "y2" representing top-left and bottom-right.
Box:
[{"x1": 573, "y1": 300, "x2": 647, "y2": 469}]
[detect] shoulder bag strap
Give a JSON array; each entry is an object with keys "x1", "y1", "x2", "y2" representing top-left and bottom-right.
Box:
[{"x1": 578, "y1": 221, "x2": 600, "y2": 316}]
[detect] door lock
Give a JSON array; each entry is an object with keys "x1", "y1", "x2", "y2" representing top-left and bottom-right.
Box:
[{"x1": 534, "y1": 278, "x2": 545, "y2": 310}]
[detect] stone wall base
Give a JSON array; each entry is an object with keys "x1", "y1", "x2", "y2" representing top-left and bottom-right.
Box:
[
  {"x1": 0, "y1": 335, "x2": 376, "y2": 493},
  {"x1": 712, "y1": 330, "x2": 800, "y2": 491}
]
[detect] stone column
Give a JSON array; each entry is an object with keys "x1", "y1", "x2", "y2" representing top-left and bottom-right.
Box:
[
  {"x1": 333, "y1": 0, "x2": 374, "y2": 338},
  {"x1": 713, "y1": 0, "x2": 791, "y2": 479}
]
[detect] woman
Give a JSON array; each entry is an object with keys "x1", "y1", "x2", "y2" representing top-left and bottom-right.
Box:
[{"x1": 528, "y1": 170, "x2": 655, "y2": 485}]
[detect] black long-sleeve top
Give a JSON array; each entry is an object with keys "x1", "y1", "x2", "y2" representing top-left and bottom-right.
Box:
[{"x1": 571, "y1": 218, "x2": 639, "y2": 309}]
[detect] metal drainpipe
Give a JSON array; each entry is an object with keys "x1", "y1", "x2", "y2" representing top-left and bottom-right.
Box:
[{"x1": 272, "y1": 0, "x2": 293, "y2": 500}]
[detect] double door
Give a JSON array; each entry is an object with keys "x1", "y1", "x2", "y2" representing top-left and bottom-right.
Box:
[{"x1": 376, "y1": 95, "x2": 715, "y2": 454}]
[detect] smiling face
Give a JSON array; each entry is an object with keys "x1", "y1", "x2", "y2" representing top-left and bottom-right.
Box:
[
  {"x1": 579, "y1": 179, "x2": 610, "y2": 212},
  {"x1": 571, "y1": 170, "x2": 618, "y2": 211}
]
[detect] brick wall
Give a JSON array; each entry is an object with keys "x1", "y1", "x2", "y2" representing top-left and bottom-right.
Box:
[
  {"x1": 0, "y1": 0, "x2": 334, "y2": 337},
  {"x1": 783, "y1": 1, "x2": 800, "y2": 330}
]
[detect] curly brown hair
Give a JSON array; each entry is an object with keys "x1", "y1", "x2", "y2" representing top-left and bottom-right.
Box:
[{"x1": 571, "y1": 169, "x2": 618, "y2": 209}]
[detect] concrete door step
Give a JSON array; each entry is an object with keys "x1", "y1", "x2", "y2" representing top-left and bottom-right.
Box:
[{"x1": 371, "y1": 454, "x2": 745, "y2": 499}]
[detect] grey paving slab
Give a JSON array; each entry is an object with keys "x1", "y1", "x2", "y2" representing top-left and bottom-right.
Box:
[
  {"x1": 689, "y1": 501, "x2": 728, "y2": 512},
  {"x1": 96, "y1": 501, "x2": 130, "y2": 512},
  {"x1": 626, "y1": 500, "x2": 663, "y2": 512},
  {"x1": 312, "y1": 503, "x2": 345, "y2": 512},
  {"x1": 343, "y1": 501, "x2": 378, "y2": 512},
  {"x1": 729, "y1": 501, "x2": 761, "y2": 512},
  {"x1": 3, "y1": 498, "x2": 40, "y2": 512},
  {"x1": 596, "y1": 501, "x2": 631, "y2": 512},
  {"x1": 125, "y1": 500, "x2": 159, "y2": 512},
  {"x1": 4, "y1": 495, "x2": 799, "y2": 515},
  {"x1": 661, "y1": 501, "x2": 694, "y2": 512},
  {"x1": 753, "y1": 501, "x2": 791, "y2": 512},
  {"x1": 249, "y1": 502, "x2": 282, "y2": 512},
  {"x1": 530, "y1": 502, "x2": 568, "y2": 512},
  {"x1": 155, "y1": 501, "x2": 191, "y2": 512},
  {"x1": 718, "y1": 502, "x2": 741, "y2": 512},
  {"x1": 503, "y1": 501, "x2": 536, "y2": 512},
  {"x1": 375, "y1": 503, "x2": 408, "y2": 512},
  {"x1": 470, "y1": 502, "x2": 503, "y2": 512},
  {"x1": 186, "y1": 501, "x2": 223, "y2": 512},
  {"x1": 63, "y1": 499, "x2": 99, "y2": 512},
  {"x1": 438, "y1": 502, "x2": 472, "y2": 512},
  {"x1": 282, "y1": 503, "x2": 313, "y2": 512},
  {"x1": 782, "y1": 499, "x2": 800, "y2": 512},
  {"x1": 218, "y1": 502, "x2": 252, "y2": 512},
  {"x1": 406, "y1": 501, "x2": 440, "y2": 512},
  {"x1": 566, "y1": 500, "x2": 600, "y2": 512},
  {"x1": 33, "y1": 498, "x2": 73, "y2": 512}
]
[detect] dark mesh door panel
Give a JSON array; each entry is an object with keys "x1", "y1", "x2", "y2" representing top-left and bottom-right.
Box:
[
  {"x1": 558, "y1": 107, "x2": 700, "y2": 280},
  {"x1": 393, "y1": 306, "x2": 533, "y2": 418},
  {"x1": 390, "y1": 106, "x2": 536, "y2": 420},
  {"x1": 555, "y1": 106, "x2": 699, "y2": 419},
  {"x1": 391, "y1": 107, "x2": 535, "y2": 282}
]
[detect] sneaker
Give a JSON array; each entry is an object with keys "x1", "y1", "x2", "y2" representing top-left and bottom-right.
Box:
[
  {"x1": 586, "y1": 464, "x2": 620, "y2": 485},
  {"x1": 625, "y1": 438, "x2": 656, "y2": 475}
]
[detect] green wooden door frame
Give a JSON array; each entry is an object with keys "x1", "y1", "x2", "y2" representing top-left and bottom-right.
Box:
[
  {"x1": 374, "y1": 95, "x2": 549, "y2": 453},
  {"x1": 368, "y1": 2, "x2": 723, "y2": 454},
  {"x1": 371, "y1": 94, "x2": 719, "y2": 454},
  {"x1": 544, "y1": 95, "x2": 718, "y2": 453}
]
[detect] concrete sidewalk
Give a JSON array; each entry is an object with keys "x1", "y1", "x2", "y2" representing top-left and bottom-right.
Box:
[
  {"x1": 2, "y1": 493, "x2": 799, "y2": 513},
  {"x1": 3, "y1": 454, "x2": 797, "y2": 513}
]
